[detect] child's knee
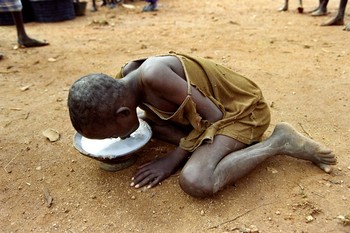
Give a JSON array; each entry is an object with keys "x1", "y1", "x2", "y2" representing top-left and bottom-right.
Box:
[{"x1": 179, "y1": 166, "x2": 214, "y2": 198}]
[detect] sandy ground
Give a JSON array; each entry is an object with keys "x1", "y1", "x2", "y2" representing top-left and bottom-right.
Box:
[{"x1": 0, "y1": 0, "x2": 350, "y2": 232}]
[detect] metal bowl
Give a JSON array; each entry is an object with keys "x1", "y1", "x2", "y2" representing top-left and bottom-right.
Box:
[{"x1": 73, "y1": 119, "x2": 152, "y2": 171}]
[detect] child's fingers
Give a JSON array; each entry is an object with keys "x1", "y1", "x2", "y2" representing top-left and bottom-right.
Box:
[
  {"x1": 131, "y1": 169, "x2": 152, "y2": 186},
  {"x1": 146, "y1": 177, "x2": 161, "y2": 189},
  {"x1": 132, "y1": 173, "x2": 158, "y2": 189},
  {"x1": 137, "y1": 161, "x2": 152, "y2": 169}
]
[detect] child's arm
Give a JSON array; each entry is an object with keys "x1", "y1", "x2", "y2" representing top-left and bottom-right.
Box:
[{"x1": 141, "y1": 56, "x2": 223, "y2": 123}]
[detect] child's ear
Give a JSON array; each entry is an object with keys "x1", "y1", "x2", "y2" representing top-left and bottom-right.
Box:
[{"x1": 115, "y1": 107, "x2": 130, "y2": 118}]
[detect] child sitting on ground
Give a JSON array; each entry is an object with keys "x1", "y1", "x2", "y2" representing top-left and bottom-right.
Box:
[{"x1": 68, "y1": 52, "x2": 336, "y2": 198}]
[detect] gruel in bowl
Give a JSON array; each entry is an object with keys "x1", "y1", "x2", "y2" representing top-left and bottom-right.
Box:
[{"x1": 73, "y1": 119, "x2": 152, "y2": 171}]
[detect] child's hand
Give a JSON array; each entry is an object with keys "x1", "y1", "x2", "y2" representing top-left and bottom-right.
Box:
[
  {"x1": 130, "y1": 148, "x2": 189, "y2": 189},
  {"x1": 130, "y1": 156, "x2": 177, "y2": 189}
]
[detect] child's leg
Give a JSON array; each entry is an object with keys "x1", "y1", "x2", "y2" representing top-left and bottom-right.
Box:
[{"x1": 179, "y1": 122, "x2": 336, "y2": 198}]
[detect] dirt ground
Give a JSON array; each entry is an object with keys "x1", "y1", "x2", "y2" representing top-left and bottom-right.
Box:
[{"x1": 1, "y1": 0, "x2": 350, "y2": 232}]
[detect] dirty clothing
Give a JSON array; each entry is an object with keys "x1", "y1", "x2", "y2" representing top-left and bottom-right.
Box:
[
  {"x1": 115, "y1": 52, "x2": 271, "y2": 152},
  {"x1": 0, "y1": 0, "x2": 22, "y2": 12}
]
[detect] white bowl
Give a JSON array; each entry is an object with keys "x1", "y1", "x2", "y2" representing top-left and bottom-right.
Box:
[{"x1": 73, "y1": 119, "x2": 152, "y2": 171}]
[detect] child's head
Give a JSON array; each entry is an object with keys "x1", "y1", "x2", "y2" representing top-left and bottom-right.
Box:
[{"x1": 68, "y1": 73, "x2": 139, "y2": 139}]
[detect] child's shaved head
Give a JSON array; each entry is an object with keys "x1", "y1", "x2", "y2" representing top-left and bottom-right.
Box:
[{"x1": 68, "y1": 73, "x2": 125, "y2": 134}]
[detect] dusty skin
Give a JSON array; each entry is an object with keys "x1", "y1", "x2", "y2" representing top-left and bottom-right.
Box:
[
  {"x1": 266, "y1": 123, "x2": 336, "y2": 172},
  {"x1": 0, "y1": 0, "x2": 350, "y2": 232}
]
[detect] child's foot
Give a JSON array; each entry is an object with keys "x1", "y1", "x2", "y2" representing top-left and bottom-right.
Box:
[
  {"x1": 18, "y1": 38, "x2": 49, "y2": 48},
  {"x1": 142, "y1": 3, "x2": 157, "y2": 12},
  {"x1": 271, "y1": 122, "x2": 337, "y2": 173}
]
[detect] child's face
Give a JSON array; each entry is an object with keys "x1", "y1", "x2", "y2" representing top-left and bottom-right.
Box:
[{"x1": 83, "y1": 114, "x2": 140, "y2": 140}]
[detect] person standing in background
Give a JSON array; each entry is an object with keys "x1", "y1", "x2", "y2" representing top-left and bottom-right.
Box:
[{"x1": 0, "y1": 0, "x2": 48, "y2": 58}]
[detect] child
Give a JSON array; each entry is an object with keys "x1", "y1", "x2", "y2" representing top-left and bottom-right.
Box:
[{"x1": 68, "y1": 52, "x2": 336, "y2": 198}]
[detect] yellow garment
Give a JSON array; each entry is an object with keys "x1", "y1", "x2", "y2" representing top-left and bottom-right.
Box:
[{"x1": 115, "y1": 52, "x2": 271, "y2": 152}]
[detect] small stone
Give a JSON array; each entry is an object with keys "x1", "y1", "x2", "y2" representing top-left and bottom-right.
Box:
[
  {"x1": 347, "y1": 166, "x2": 350, "y2": 170},
  {"x1": 20, "y1": 85, "x2": 31, "y2": 91},
  {"x1": 336, "y1": 215, "x2": 350, "y2": 225},
  {"x1": 121, "y1": 3, "x2": 135, "y2": 9},
  {"x1": 42, "y1": 128, "x2": 60, "y2": 142},
  {"x1": 35, "y1": 166, "x2": 42, "y2": 171},
  {"x1": 305, "y1": 215, "x2": 314, "y2": 223},
  {"x1": 275, "y1": 211, "x2": 281, "y2": 215},
  {"x1": 131, "y1": 195, "x2": 136, "y2": 200},
  {"x1": 200, "y1": 210, "x2": 205, "y2": 216},
  {"x1": 250, "y1": 225, "x2": 259, "y2": 233},
  {"x1": 267, "y1": 167, "x2": 278, "y2": 173}
]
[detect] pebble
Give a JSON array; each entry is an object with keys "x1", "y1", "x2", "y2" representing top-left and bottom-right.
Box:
[
  {"x1": 20, "y1": 85, "x2": 30, "y2": 91},
  {"x1": 305, "y1": 215, "x2": 314, "y2": 223},
  {"x1": 42, "y1": 128, "x2": 60, "y2": 142},
  {"x1": 250, "y1": 225, "x2": 259, "y2": 233},
  {"x1": 131, "y1": 195, "x2": 136, "y2": 200},
  {"x1": 200, "y1": 210, "x2": 205, "y2": 216}
]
